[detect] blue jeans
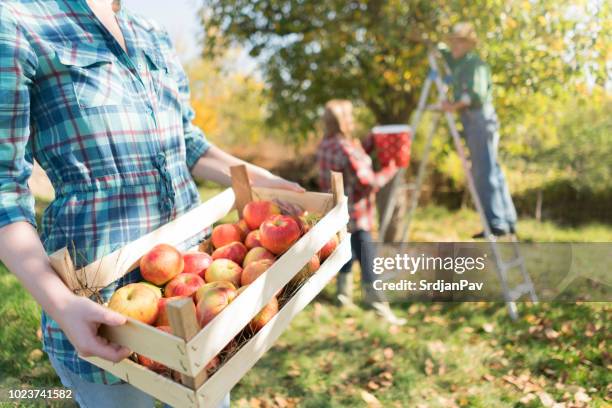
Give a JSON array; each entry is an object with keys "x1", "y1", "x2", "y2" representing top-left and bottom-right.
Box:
[
  {"x1": 49, "y1": 355, "x2": 230, "y2": 408},
  {"x1": 340, "y1": 230, "x2": 377, "y2": 284},
  {"x1": 461, "y1": 106, "x2": 517, "y2": 232}
]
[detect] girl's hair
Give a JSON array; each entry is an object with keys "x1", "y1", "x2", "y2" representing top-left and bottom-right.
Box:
[{"x1": 323, "y1": 99, "x2": 354, "y2": 139}]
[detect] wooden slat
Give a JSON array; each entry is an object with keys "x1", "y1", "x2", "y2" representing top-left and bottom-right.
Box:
[
  {"x1": 230, "y1": 165, "x2": 253, "y2": 217},
  {"x1": 197, "y1": 236, "x2": 352, "y2": 407},
  {"x1": 254, "y1": 188, "x2": 334, "y2": 215},
  {"x1": 48, "y1": 188, "x2": 236, "y2": 293},
  {"x1": 330, "y1": 171, "x2": 347, "y2": 240},
  {"x1": 99, "y1": 318, "x2": 191, "y2": 376},
  {"x1": 185, "y1": 197, "x2": 349, "y2": 375},
  {"x1": 83, "y1": 356, "x2": 197, "y2": 408},
  {"x1": 167, "y1": 298, "x2": 208, "y2": 389}
]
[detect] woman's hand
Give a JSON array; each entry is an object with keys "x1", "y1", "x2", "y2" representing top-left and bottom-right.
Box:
[{"x1": 55, "y1": 295, "x2": 131, "y2": 362}]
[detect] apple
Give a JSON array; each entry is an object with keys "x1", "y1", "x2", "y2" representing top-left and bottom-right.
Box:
[
  {"x1": 195, "y1": 284, "x2": 237, "y2": 327},
  {"x1": 165, "y1": 273, "x2": 205, "y2": 299},
  {"x1": 182, "y1": 252, "x2": 212, "y2": 278},
  {"x1": 234, "y1": 219, "x2": 250, "y2": 241},
  {"x1": 140, "y1": 282, "x2": 162, "y2": 299},
  {"x1": 108, "y1": 283, "x2": 159, "y2": 324},
  {"x1": 250, "y1": 296, "x2": 279, "y2": 332},
  {"x1": 244, "y1": 230, "x2": 263, "y2": 249},
  {"x1": 194, "y1": 281, "x2": 237, "y2": 304},
  {"x1": 211, "y1": 224, "x2": 242, "y2": 248},
  {"x1": 291, "y1": 254, "x2": 320, "y2": 285},
  {"x1": 156, "y1": 296, "x2": 192, "y2": 326},
  {"x1": 243, "y1": 200, "x2": 281, "y2": 230},
  {"x1": 140, "y1": 244, "x2": 184, "y2": 286},
  {"x1": 298, "y1": 212, "x2": 322, "y2": 234},
  {"x1": 318, "y1": 234, "x2": 339, "y2": 261},
  {"x1": 243, "y1": 246, "x2": 275, "y2": 268},
  {"x1": 205, "y1": 259, "x2": 243, "y2": 287},
  {"x1": 260, "y1": 215, "x2": 301, "y2": 255},
  {"x1": 241, "y1": 259, "x2": 274, "y2": 286},
  {"x1": 211, "y1": 241, "x2": 248, "y2": 265},
  {"x1": 138, "y1": 325, "x2": 172, "y2": 373}
]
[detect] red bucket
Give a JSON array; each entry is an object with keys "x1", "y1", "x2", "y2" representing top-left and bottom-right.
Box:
[{"x1": 371, "y1": 125, "x2": 412, "y2": 168}]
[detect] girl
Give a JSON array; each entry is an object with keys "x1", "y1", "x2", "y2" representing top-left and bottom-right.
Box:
[{"x1": 316, "y1": 100, "x2": 406, "y2": 325}]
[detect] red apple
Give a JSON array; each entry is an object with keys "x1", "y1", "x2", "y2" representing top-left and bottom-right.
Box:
[
  {"x1": 243, "y1": 246, "x2": 275, "y2": 268},
  {"x1": 211, "y1": 224, "x2": 242, "y2": 248},
  {"x1": 291, "y1": 254, "x2": 320, "y2": 285},
  {"x1": 241, "y1": 259, "x2": 274, "y2": 286},
  {"x1": 156, "y1": 296, "x2": 192, "y2": 326},
  {"x1": 205, "y1": 259, "x2": 243, "y2": 287},
  {"x1": 182, "y1": 252, "x2": 212, "y2": 278},
  {"x1": 211, "y1": 241, "x2": 248, "y2": 265},
  {"x1": 250, "y1": 296, "x2": 279, "y2": 332},
  {"x1": 194, "y1": 281, "x2": 237, "y2": 304},
  {"x1": 195, "y1": 284, "x2": 237, "y2": 327},
  {"x1": 244, "y1": 230, "x2": 263, "y2": 249},
  {"x1": 108, "y1": 283, "x2": 159, "y2": 324},
  {"x1": 243, "y1": 200, "x2": 281, "y2": 230},
  {"x1": 234, "y1": 219, "x2": 250, "y2": 241},
  {"x1": 140, "y1": 244, "x2": 184, "y2": 286},
  {"x1": 138, "y1": 325, "x2": 172, "y2": 373},
  {"x1": 260, "y1": 215, "x2": 301, "y2": 255},
  {"x1": 165, "y1": 273, "x2": 205, "y2": 299},
  {"x1": 319, "y1": 234, "x2": 339, "y2": 261}
]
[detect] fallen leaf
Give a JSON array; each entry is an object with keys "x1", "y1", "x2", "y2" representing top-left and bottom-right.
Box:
[
  {"x1": 537, "y1": 391, "x2": 556, "y2": 407},
  {"x1": 367, "y1": 381, "x2": 380, "y2": 390},
  {"x1": 520, "y1": 394, "x2": 537, "y2": 404},
  {"x1": 425, "y1": 358, "x2": 434, "y2": 376},
  {"x1": 383, "y1": 347, "x2": 394, "y2": 360},
  {"x1": 28, "y1": 349, "x2": 43, "y2": 362},
  {"x1": 360, "y1": 390, "x2": 382, "y2": 408},
  {"x1": 544, "y1": 328, "x2": 560, "y2": 340},
  {"x1": 574, "y1": 390, "x2": 591, "y2": 404},
  {"x1": 482, "y1": 374, "x2": 495, "y2": 382},
  {"x1": 482, "y1": 323, "x2": 494, "y2": 333}
]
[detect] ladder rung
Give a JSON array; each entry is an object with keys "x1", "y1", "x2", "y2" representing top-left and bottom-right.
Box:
[
  {"x1": 507, "y1": 283, "x2": 533, "y2": 302},
  {"x1": 399, "y1": 183, "x2": 417, "y2": 190},
  {"x1": 501, "y1": 257, "x2": 524, "y2": 272}
]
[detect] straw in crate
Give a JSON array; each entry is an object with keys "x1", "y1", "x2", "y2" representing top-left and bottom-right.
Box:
[{"x1": 49, "y1": 165, "x2": 350, "y2": 407}]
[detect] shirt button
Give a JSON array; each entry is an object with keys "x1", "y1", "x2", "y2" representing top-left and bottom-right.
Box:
[{"x1": 137, "y1": 63, "x2": 143, "y2": 70}]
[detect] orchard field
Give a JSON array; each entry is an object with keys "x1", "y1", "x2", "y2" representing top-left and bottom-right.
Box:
[{"x1": 0, "y1": 185, "x2": 610, "y2": 407}]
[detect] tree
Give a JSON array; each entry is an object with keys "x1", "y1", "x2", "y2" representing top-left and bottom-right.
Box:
[{"x1": 201, "y1": 0, "x2": 610, "y2": 239}]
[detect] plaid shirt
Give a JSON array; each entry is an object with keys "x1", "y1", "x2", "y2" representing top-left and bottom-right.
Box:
[
  {"x1": 0, "y1": 1, "x2": 210, "y2": 384},
  {"x1": 317, "y1": 135, "x2": 396, "y2": 232}
]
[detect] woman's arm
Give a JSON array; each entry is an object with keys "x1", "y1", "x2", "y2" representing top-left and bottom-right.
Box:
[
  {"x1": 191, "y1": 145, "x2": 304, "y2": 192},
  {"x1": 0, "y1": 222, "x2": 131, "y2": 362}
]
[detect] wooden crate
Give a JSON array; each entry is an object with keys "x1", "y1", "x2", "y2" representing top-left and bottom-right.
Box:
[{"x1": 49, "y1": 166, "x2": 350, "y2": 407}]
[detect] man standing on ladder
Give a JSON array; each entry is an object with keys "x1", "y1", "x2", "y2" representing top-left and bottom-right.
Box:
[{"x1": 439, "y1": 23, "x2": 518, "y2": 238}]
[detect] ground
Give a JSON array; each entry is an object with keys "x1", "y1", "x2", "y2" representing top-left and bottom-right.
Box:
[{"x1": 0, "y1": 186, "x2": 610, "y2": 407}]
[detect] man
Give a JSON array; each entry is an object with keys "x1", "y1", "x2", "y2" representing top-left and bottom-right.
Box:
[
  {"x1": 0, "y1": 0, "x2": 301, "y2": 406},
  {"x1": 440, "y1": 22, "x2": 518, "y2": 238}
]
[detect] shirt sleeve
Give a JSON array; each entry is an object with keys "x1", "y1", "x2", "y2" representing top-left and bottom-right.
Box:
[
  {"x1": 0, "y1": 6, "x2": 37, "y2": 229},
  {"x1": 157, "y1": 30, "x2": 211, "y2": 170},
  {"x1": 341, "y1": 141, "x2": 396, "y2": 192}
]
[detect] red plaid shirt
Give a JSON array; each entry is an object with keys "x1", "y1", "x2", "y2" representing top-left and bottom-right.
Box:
[{"x1": 317, "y1": 135, "x2": 397, "y2": 232}]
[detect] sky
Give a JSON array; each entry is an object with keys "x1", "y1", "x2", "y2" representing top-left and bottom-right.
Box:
[{"x1": 123, "y1": 0, "x2": 204, "y2": 62}]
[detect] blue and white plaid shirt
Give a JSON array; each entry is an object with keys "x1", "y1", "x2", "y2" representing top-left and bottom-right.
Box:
[{"x1": 0, "y1": 1, "x2": 210, "y2": 384}]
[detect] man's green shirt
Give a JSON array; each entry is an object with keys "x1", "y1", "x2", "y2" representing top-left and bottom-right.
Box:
[{"x1": 440, "y1": 46, "x2": 493, "y2": 109}]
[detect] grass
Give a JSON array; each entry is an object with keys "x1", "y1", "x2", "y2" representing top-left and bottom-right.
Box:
[{"x1": 0, "y1": 196, "x2": 610, "y2": 407}]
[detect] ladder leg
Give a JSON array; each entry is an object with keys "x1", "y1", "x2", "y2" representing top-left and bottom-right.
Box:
[
  {"x1": 399, "y1": 113, "x2": 441, "y2": 246},
  {"x1": 379, "y1": 76, "x2": 434, "y2": 239}
]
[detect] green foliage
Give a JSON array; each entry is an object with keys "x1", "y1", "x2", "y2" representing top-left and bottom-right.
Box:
[{"x1": 202, "y1": 0, "x2": 609, "y2": 141}]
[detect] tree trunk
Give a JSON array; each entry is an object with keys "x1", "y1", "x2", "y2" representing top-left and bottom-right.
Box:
[{"x1": 376, "y1": 174, "x2": 407, "y2": 242}]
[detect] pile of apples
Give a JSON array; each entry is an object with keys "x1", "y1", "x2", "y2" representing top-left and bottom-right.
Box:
[{"x1": 107, "y1": 199, "x2": 339, "y2": 377}]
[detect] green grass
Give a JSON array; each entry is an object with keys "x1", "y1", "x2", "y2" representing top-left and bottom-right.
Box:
[{"x1": 0, "y1": 197, "x2": 610, "y2": 407}]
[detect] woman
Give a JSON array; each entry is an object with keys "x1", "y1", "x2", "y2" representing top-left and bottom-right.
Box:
[
  {"x1": 0, "y1": 0, "x2": 301, "y2": 406},
  {"x1": 316, "y1": 100, "x2": 406, "y2": 325}
]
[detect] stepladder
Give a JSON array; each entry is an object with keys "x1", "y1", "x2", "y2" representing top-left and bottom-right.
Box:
[{"x1": 378, "y1": 49, "x2": 538, "y2": 320}]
